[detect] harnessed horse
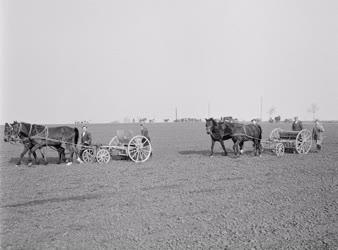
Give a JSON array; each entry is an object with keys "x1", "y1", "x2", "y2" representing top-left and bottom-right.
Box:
[
  {"x1": 9, "y1": 121, "x2": 79, "y2": 165},
  {"x1": 222, "y1": 120, "x2": 262, "y2": 156},
  {"x1": 205, "y1": 118, "x2": 262, "y2": 157}
]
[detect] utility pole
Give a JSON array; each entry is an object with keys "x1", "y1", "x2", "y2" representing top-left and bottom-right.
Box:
[
  {"x1": 208, "y1": 102, "x2": 210, "y2": 118},
  {"x1": 260, "y1": 96, "x2": 263, "y2": 121},
  {"x1": 175, "y1": 107, "x2": 178, "y2": 121}
]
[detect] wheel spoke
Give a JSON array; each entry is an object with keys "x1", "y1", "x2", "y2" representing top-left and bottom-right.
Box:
[
  {"x1": 139, "y1": 151, "x2": 145, "y2": 160},
  {"x1": 141, "y1": 150, "x2": 148, "y2": 159},
  {"x1": 131, "y1": 150, "x2": 138, "y2": 159},
  {"x1": 135, "y1": 152, "x2": 139, "y2": 161}
]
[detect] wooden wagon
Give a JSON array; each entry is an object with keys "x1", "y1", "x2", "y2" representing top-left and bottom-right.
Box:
[
  {"x1": 80, "y1": 130, "x2": 152, "y2": 163},
  {"x1": 262, "y1": 128, "x2": 312, "y2": 156}
]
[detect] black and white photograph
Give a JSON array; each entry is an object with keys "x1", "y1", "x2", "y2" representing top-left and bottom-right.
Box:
[{"x1": 1, "y1": 0, "x2": 338, "y2": 249}]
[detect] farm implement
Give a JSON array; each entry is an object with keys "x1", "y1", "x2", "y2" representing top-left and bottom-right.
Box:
[{"x1": 262, "y1": 128, "x2": 312, "y2": 156}]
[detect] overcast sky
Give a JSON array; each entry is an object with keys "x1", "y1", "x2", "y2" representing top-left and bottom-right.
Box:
[{"x1": 1, "y1": 0, "x2": 338, "y2": 123}]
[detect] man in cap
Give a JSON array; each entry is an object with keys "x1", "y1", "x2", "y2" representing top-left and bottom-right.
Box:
[
  {"x1": 140, "y1": 122, "x2": 152, "y2": 156},
  {"x1": 140, "y1": 123, "x2": 150, "y2": 141},
  {"x1": 312, "y1": 119, "x2": 325, "y2": 151},
  {"x1": 292, "y1": 116, "x2": 303, "y2": 131},
  {"x1": 79, "y1": 125, "x2": 92, "y2": 160}
]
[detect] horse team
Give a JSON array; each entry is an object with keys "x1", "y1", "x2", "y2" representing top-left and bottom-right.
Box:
[
  {"x1": 4, "y1": 118, "x2": 262, "y2": 166},
  {"x1": 4, "y1": 121, "x2": 79, "y2": 166},
  {"x1": 205, "y1": 118, "x2": 262, "y2": 157}
]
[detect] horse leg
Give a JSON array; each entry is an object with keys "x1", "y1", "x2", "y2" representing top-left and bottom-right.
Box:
[
  {"x1": 56, "y1": 146, "x2": 65, "y2": 164},
  {"x1": 72, "y1": 145, "x2": 82, "y2": 163},
  {"x1": 30, "y1": 150, "x2": 40, "y2": 165},
  {"x1": 239, "y1": 141, "x2": 244, "y2": 154},
  {"x1": 29, "y1": 144, "x2": 44, "y2": 166},
  {"x1": 255, "y1": 139, "x2": 262, "y2": 157},
  {"x1": 38, "y1": 147, "x2": 48, "y2": 165},
  {"x1": 25, "y1": 143, "x2": 39, "y2": 165},
  {"x1": 76, "y1": 148, "x2": 83, "y2": 163},
  {"x1": 65, "y1": 144, "x2": 73, "y2": 165},
  {"x1": 233, "y1": 140, "x2": 240, "y2": 156},
  {"x1": 220, "y1": 140, "x2": 228, "y2": 156},
  {"x1": 16, "y1": 146, "x2": 30, "y2": 166},
  {"x1": 210, "y1": 139, "x2": 215, "y2": 156}
]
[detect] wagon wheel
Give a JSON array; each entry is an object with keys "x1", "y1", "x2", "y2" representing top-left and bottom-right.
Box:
[
  {"x1": 96, "y1": 148, "x2": 111, "y2": 164},
  {"x1": 295, "y1": 129, "x2": 312, "y2": 154},
  {"x1": 82, "y1": 148, "x2": 95, "y2": 163},
  {"x1": 127, "y1": 135, "x2": 152, "y2": 163},
  {"x1": 275, "y1": 143, "x2": 285, "y2": 157},
  {"x1": 270, "y1": 128, "x2": 282, "y2": 141}
]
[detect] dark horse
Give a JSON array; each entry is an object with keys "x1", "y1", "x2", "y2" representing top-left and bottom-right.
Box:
[
  {"x1": 4, "y1": 122, "x2": 67, "y2": 166},
  {"x1": 223, "y1": 120, "x2": 262, "y2": 156},
  {"x1": 205, "y1": 118, "x2": 235, "y2": 156},
  {"x1": 4, "y1": 122, "x2": 44, "y2": 165},
  {"x1": 9, "y1": 121, "x2": 79, "y2": 165},
  {"x1": 205, "y1": 118, "x2": 262, "y2": 157}
]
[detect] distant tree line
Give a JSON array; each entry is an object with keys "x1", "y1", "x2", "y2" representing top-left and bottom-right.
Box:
[
  {"x1": 75, "y1": 121, "x2": 90, "y2": 125},
  {"x1": 174, "y1": 118, "x2": 202, "y2": 122}
]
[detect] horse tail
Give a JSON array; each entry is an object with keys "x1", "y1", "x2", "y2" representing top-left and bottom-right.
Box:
[
  {"x1": 257, "y1": 124, "x2": 262, "y2": 140},
  {"x1": 74, "y1": 127, "x2": 79, "y2": 145}
]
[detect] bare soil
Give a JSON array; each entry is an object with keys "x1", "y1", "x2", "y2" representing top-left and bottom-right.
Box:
[{"x1": 1, "y1": 122, "x2": 337, "y2": 249}]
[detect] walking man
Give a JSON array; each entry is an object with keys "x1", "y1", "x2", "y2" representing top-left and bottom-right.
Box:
[{"x1": 312, "y1": 119, "x2": 325, "y2": 151}]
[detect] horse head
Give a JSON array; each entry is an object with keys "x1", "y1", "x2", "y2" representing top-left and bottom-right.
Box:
[
  {"x1": 3, "y1": 123, "x2": 13, "y2": 142},
  {"x1": 9, "y1": 121, "x2": 22, "y2": 141},
  {"x1": 205, "y1": 118, "x2": 217, "y2": 135}
]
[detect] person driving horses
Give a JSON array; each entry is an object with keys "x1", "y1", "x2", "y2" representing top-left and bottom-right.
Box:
[
  {"x1": 79, "y1": 125, "x2": 92, "y2": 160},
  {"x1": 81, "y1": 125, "x2": 92, "y2": 146}
]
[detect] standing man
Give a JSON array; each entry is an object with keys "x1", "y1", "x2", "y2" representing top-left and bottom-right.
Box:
[
  {"x1": 292, "y1": 116, "x2": 303, "y2": 131},
  {"x1": 80, "y1": 125, "x2": 92, "y2": 159},
  {"x1": 81, "y1": 125, "x2": 92, "y2": 146},
  {"x1": 140, "y1": 122, "x2": 152, "y2": 157},
  {"x1": 312, "y1": 119, "x2": 325, "y2": 151},
  {"x1": 140, "y1": 123, "x2": 151, "y2": 141}
]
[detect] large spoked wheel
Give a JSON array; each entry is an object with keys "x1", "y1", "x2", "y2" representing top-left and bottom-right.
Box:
[
  {"x1": 270, "y1": 128, "x2": 282, "y2": 141},
  {"x1": 82, "y1": 148, "x2": 95, "y2": 163},
  {"x1": 127, "y1": 135, "x2": 152, "y2": 163},
  {"x1": 96, "y1": 148, "x2": 111, "y2": 164},
  {"x1": 295, "y1": 129, "x2": 312, "y2": 154},
  {"x1": 275, "y1": 143, "x2": 285, "y2": 157}
]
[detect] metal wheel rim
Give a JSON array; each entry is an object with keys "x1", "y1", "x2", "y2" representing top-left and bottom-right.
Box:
[
  {"x1": 96, "y1": 149, "x2": 111, "y2": 164},
  {"x1": 295, "y1": 129, "x2": 312, "y2": 154},
  {"x1": 128, "y1": 135, "x2": 152, "y2": 163},
  {"x1": 270, "y1": 128, "x2": 282, "y2": 141},
  {"x1": 82, "y1": 148, "x2": 95, "y2": 163}
]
